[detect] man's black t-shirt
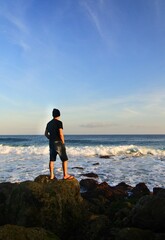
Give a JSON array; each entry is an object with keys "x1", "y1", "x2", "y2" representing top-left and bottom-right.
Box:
[{"x1": 46, "y1": 119, "x2": 63, "y2": 142}]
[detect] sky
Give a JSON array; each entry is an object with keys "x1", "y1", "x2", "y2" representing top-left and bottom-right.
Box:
[{"x1": 0, "y1": 0, "x2": 165, "y2": 135}]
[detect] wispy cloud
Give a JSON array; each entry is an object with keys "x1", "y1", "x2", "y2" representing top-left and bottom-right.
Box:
[
  {"x1": 4, "y1": 11, "x2": 28, "y2": 34},
  {"x1": 80, "y1": 122, "x2": 118, "y2": 128},
  {"x1": 65, "y1": 89, "x2": 165, "y2": 131},
  {"x1": 0, "y1": 1, "x2": 30, "y2": 51},
  {"x1": 123, "y1": 108, "x2": 140, "y2": 116},
  {"x1": 80, "y1": 0, "x2": 116, "y2": 50},
  {"x1": 64, "y1": 89, "x2": 165, "y2": 117},
  {"x1": 17, "y1": 39, "x2": 30, "y2": 51},
  {"x1": 81, "y1": 1, "x2": 104, "y2": 40}
]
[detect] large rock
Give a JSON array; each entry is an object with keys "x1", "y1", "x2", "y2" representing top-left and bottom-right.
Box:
[
  {"x1": 81, "y1": 181, "x2": 132, "y2": 202},
  {"x1": 131, "y1": 182, "x2": 150, "y2": 198},
  {"x1": 80, "y1": 178, "x2": 98, "y2": 191},
  {"x1": 116, "y1": 227, "x2": 165, "y2": 240},
  {"x1": 0, "y1": 175, "x2": 85, "y2": 239},
  {"x1": 0, "y1": 182, "x2": 18, "y2": 225},
  {"x1": 130, "y1": 189, "x2": 165, "y2": 232},
  {"x1": 116, "y1": 227, "x2": 155, "y2": 240},
  {"x1": 81, "y1": 214, "x2": 111, "y2": 240},
  {"x1": 1, "y1": 176, "x2": 165, "y2": 240},
  {"x1": 0, "y1": 224, "x2": 59, "y2": 240}
]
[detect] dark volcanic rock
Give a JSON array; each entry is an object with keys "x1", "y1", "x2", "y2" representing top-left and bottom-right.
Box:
[
  {"x1": 92, "y1": 162, "x2": 100, "y2": 166},
  {"x1": 112, "y1": 182, "x2": 133, "y2": 197},
  {"x1": 72, "y1": 167, "x2": 84, "y2": 170},
  {"x1": 0, "y1": 182, "x2": 17, "y2": 225},
  {"x1": 99, "y1": 155, "x2": 111, "y2": 159},
  {"x1": 129, "y1": 189, "x2": 165, "y2": 232},
  {"x1": 82, "y1": 214, "x2": 111, "y2": 240},
  {"x1": 131, "y1": 182, "x2": 150, "y2": 198},
  {"x1": 0, "y1": 224, "x2": 59, "y2": 240},
  {"x1": 80, "y1": 178, "x2": 98, "y2": 191},
  {"x1": 153, "y1": 187, "x2": 164, "y2": 195},
  {"x1": 81, "y1": 181, "x2": 114, "y2": 202},
  {"x1": 81, "y1": 181, "x2": 132, "y2": 203},
  {"x1": 116, "y1": 227, "x2": 155, "y2": 240},
  {"x1": 0, "y1": 176, "x2": 84, "y2": 239},
  {"x1": 82, "y1": 172, "x2": 99, "y2": 178},
  {"x1": 0, "y1": 176, "x2": 165, "y2": 240},
  {"x1": 34, "y1": 174, "x2": 57, "y2": 183}
]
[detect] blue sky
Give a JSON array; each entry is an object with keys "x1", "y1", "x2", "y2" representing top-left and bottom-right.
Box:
[{"x1": 0, "y1": 0, "x2": 165, "y2": 134}]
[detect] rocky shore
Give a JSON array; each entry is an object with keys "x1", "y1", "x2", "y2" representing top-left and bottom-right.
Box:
[{"x1": 0, "y1": 174, "x2": 165, "y2": 240}]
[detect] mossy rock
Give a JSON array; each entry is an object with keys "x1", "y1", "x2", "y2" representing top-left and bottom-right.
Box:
[
  {"x1": 0, "y1": 224, "x2": 60, "y2": 240},
  {"x1": 1, "y1": 176, "x2": 85, "y2": 239}
]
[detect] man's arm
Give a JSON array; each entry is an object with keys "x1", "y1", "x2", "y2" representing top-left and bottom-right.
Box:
[
  {"x1": 59, "y1": 128, "x2": 65, "y2": 144},
  {"x1": 45, "y1": 129, "x2": 50, "y2": 139}
]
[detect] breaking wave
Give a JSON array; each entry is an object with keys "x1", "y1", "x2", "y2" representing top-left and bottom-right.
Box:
[{"x1": 0, "y1": 144, "x2": 165, "y2": 159}]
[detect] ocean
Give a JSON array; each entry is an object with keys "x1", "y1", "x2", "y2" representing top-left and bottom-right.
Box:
[{"x1": 0, "y1": 134, "x2": 165, "y2": 190}]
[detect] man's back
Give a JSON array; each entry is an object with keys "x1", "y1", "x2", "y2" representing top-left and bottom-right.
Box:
[{"x1": 46, "y1": 119, "x2": 63, "y2": 142}]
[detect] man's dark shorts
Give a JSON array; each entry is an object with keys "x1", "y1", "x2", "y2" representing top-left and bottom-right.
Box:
[{"x1": 49, "y1": 141, "x2": 68, "y2": 162}]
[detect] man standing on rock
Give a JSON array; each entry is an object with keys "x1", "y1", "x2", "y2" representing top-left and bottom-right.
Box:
[{"x1": 45, "y1": 108, "x2": 74, "y2": 180}]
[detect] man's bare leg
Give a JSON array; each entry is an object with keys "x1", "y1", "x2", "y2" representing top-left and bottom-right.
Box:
[
  {"x1": 49, "y1": 161, "x2": 55, "y2": 179},
  {"x1": 62, "y1": 160, "x2": 74, "y2": 179},
  {"x1": 62, "y1": 160, "x2": 68, "y2": 178}
]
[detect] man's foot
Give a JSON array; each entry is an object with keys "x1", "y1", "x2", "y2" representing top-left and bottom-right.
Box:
[
  {"x1": 63, "y1": 175, "x2": 74, "y2": 180},
  {"x1": 50, "y1": 175, "x2": 56, "y2": 180}
]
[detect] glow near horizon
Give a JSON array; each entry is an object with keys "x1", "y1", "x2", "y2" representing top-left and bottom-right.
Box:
[{"x1": 0, "y1": 0, "x2": 165, "y2": 134}]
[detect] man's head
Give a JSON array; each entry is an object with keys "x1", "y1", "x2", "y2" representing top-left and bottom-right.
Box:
[{"x1": 52, "y1": 108, "x2": 60, "y2": 118}]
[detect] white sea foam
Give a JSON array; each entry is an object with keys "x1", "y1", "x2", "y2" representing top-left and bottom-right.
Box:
[
  {"x1": 0, "y1": 145, "x2": 49, "y2": 155},
  {"x1": 66, "y1": 145, "x2": 165, "y2": 159},
  {"x1": 0, "y1": 144, "x2": 165, "y2": 158},
  {"x1": 0, "y1": 144, "x2": 165, "y2": 190}
]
